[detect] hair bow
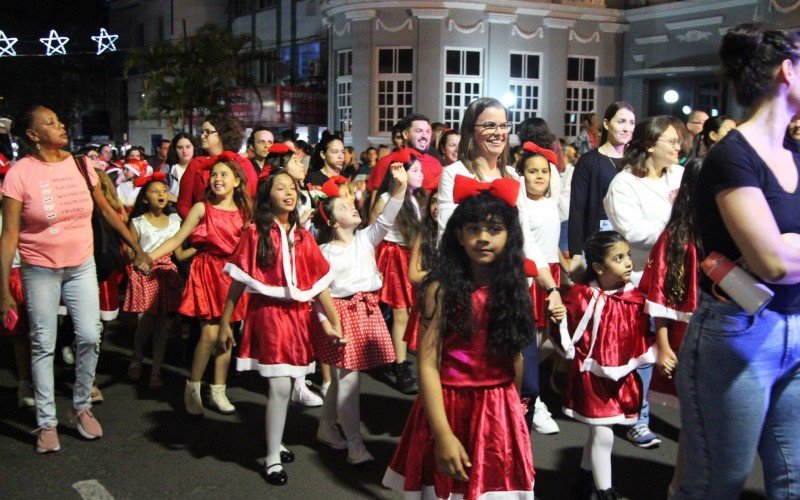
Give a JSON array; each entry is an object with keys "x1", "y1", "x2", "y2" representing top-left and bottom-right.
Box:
[
  {"x1": 321, "y1": 175, "x2": 349, "y2": 199},
  {"x1": 452, "y1": 174, "x2": 519, "y2": 207},
  {"x1": 133, "y1": 171, "x2": 167, "y2": 188},
  {"x1": 522, "y1": 142, "x2": 558, "y2": 166},
  {"x1": 201, "y1": 151, "x2": 239, "y2": 171},
  {"x1": 385, "y1": 147, "x2": 419, "y2": 166},
  {"x1": 268, "y1": 143, "x2": 291, "y2": 155}
]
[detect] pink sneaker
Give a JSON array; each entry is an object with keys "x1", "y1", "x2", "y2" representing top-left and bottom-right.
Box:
[
  {"x1": 33, "y1": 426, "x2": 61, "y2": 454},
  {"x1": 71, "y1": 407, "x2": 103, "y2": 439}
]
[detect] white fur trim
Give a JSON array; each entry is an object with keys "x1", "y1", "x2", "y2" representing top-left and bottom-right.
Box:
[
  {"x1": 580, "y1": 345, "x2": 657, "y2": 381},
  {"x1": 382, "y1": 468, "x2": 534, "y2": 499},
  {"x1": 235, "y1": 358, "x2": 315, "y2": 378},
  {"x1": 644, "y1": 299, "x2": 692, "y2": 323},
  {"x1": 562, "y1": 407, "x2": 638, "y2": 426},
  {"x1": 224, "y1": 263, "x2": 333, "y2": 303}
]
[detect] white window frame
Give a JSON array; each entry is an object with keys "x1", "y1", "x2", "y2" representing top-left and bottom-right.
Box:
[
  {"x1": 508, "y1": 51, "x2": 543, "y2": 134},
  {"x1": 564, "y1": 56, "x2": 598, "y2": 141},
  {"x1": 336, "y1": 50, "x2": 353, "y2": 132},
  {"x1": 373, "y1": 46, "x2": 414, "y2": 135},
  {"x1": 443, "y1": 47, "x2": 483, "y2": 130}
]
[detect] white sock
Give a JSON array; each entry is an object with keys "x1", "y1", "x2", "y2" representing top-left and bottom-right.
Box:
[
  {"x1": 335, "y1": 367, "x2": 361, "y2": 440},
  {"x1": 589, "y1": 424, "x2": 614, "y2": 490},
  {"x1": 320, "y1": 371, "x2": 338, "y2": 424},
  {"x1": 265, "y1": 376, "x2": 292, "y2": 471}
]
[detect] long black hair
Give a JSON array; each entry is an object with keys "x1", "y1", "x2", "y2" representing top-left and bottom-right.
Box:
[
  {"x1": 420, "y1": 192, "x2": 534, "y2": 357},
  {"x1": 129, "y1": 178, "x2": 174, "y2": 220},
  {"x1": 418, "y1": 190, "x2": 439, "y2": 272},
  {"x1": 581, "y1": 231, "x2": 628, "y2": 284},
  {"x1": 253, "y1": 169, "x2": 301, "y2": 267}
]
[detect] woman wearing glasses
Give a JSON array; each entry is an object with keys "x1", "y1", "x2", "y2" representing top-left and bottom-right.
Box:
[{"x1": 175, "y1": 114, "x2": 257, "y2": 219}]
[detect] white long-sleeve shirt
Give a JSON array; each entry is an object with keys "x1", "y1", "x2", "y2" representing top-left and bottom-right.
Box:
[
  {"x1": 319, "y1": 197, "x2": 403, "y2": 298},
  {"x1": 526, "y1": 196, "x2": 561, "y2": 264},
  {"x1": 603, "y1": 165, "x2": 684, "y2": 284},
  {"x1": 438, "y1": 160, "x2": 548, "y2": 269}
]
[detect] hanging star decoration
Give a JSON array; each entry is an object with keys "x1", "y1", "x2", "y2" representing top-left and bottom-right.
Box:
[
  {"x1": 91, "y1": 28, "x2": 118, "y2": 55},
  {"x1": 39, "y1": 29, "x2": 69, "y2": 56},
  {"x1": 0, "y1": 30, "x2": 18, "y2": 57}
]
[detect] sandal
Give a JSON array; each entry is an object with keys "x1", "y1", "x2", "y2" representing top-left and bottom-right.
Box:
[{"x1": 148, "y1": 373, "x2": 163, "y2": 390}]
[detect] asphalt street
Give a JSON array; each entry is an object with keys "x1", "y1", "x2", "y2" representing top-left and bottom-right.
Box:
[{"x1": 0, "y1": 314, "x2": 767, "y2": 499}]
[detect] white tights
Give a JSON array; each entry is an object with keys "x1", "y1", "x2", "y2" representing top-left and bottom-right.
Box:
[
  {"x1": 580, "y1": 424, "x2": 615, "y2": 490},
  {"x1": 133, "y1": 314, "x2": 168, "y2": 374},
  {"x1": 320, "y1": 366, "x2": 361, "y2": 439},
  {"x1": 266, "y1": 376, "x2": 292, "y2": 470}
]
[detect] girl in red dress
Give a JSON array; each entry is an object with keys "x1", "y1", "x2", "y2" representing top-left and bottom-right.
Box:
[
  {"x1": 556, "y1": 231, "x2": 654, "y2": 499},
  {"x1": 369, "y1": 148, "x2": 427, "y2": 394},
  {"x1": 218, "y1": 170, "x2": 342, "y2": 486},
  {"x1": 310, "y1": 164, "x2": 408, "y2": 466},
  {"x1": 148, "y1": 155, "x2": 251, "y2": 416},
  {"x1": 124, "y1": 173, "x2": 195, "y2": 389},
  {"x1": 405, "y1": 189, "x2": 439, "y2": 351},
  {"x1": 383, "y1": 176, "x2": 536, "y2": 499},
  {"x1": 638, "y1": 159, "x2": 704, "y2": 496}
]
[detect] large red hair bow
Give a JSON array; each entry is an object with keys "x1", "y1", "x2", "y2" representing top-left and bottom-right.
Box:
[
  {"x1": 522, "y1": 142, "x2": 558, "y2": 166},
  {"x1": 321, "y1": 175, "x2": 349, "y2": 198},
  {"x1": 201, "y1": 151, "x2": 240, "y2": 170},
  {"x1": 384, "y1": 147, "x2": 419, "y2": 166},
  {"x1": 133, "y1": 171, "x2": 167, "y2": 188},
  {"x1": 452, "y1": 174, "x2": 519, "y2": 207}
]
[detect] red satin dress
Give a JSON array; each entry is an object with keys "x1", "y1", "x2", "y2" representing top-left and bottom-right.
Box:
[
  {"x1": 376, "y1": 240, "x2": 413, "y2": 309},
  {"x1": 557, "y1": 283, "x2": 654, "y2": 425},
  {"x1": 225, "y1": 223, "x2": 332, "y2": 378},
  {"x1": 383, "y1": 287, "x2": 535, "y2": 500},
  {"x1": 178, "y1": 203, "x2": 248, "y2": 321},
  {"x1": 639, "y1": 233, "x2": 699, "y2": 402},
  {"x1": 529, "y1": 262, "x2": 561, "y2": 329}
]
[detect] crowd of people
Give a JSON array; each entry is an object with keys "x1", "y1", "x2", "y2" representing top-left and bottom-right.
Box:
[{"x1": 1, "y1": 22, "x2": 800, "y2": 499}]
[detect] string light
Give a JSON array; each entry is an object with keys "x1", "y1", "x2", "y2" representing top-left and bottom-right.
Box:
[
  {"x1": 39, "y1": 29, "x2": 69, "y2": 56},
  {"x1": 91, "y1": 28, "x2": 118, "y2": 55},
  {"x1": 0, "y1": 30, "x2": 18, "y2": 57}
]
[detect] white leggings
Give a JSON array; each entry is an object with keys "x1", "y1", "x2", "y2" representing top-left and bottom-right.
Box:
[
  {"x1": 580, "y1": 424, "x2": 615, "y2": 490},
  {"x1": 320, "y1": 366, "x2": 361, "y2": 439}
]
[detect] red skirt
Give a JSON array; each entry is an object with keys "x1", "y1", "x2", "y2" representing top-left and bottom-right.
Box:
[
  {"x1": 1, "y1": 268, "x2": 28, "y2": 338},
  {"x1": 311, "y1": 292, "x2": 396, "y2": 371},
  {"x1": 529, "y1": 263, "x2": 561, "y2": 330},
  {"x1": 403, "y1": 301, "x2": 420, "y2": 352},
  {"x1": 123, "y1": 255, "x2": 181, "y2": 315},
  {"x1": 383, "y1": 383, "x2": 535, "y2": 499},
  {"x1": 178, "y1": 252, "x2": 247, "y2": 321},
  {"x1": 562, "y1": 357, "x2": 643, "y2": 425},
  {"x1": 377, "y1": 241, "x2": 413, "y2": 309},
  {"x1": 236, "y1": 295, "x2": 315, "y2": 378}
]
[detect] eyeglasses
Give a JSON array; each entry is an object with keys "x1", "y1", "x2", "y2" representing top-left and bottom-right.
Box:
[
  {"x1": 87, "y1": 154, "x2": 100, "y2": 160},
  {"x1": 200, "y1": 129, "x2": 218, "y2": 136},
  {"x1": 658, "y1": 138, "x2": 682, "y2": 147},
  {"x1": 475, "y1": 122, "x2": 512, "y2": 133}
]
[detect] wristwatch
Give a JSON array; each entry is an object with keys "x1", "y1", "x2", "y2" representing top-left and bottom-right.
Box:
[{"x1": 545, "y1": 287, "x2": 560, "y2": 295}]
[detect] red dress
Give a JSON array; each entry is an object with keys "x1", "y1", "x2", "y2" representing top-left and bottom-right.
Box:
[
  {"x1": 556, "y1": 282, "x2": 654, "y2": 425},
  {"x1": 639, "y1": 233, "x2": 699, "y2": 402},
  {"x1": 383, "y1": 287, "x2": 535, "y2": 499},
  {"x1": 175, "y1": 153, "x2": 258, "y2": 219},
  {"x1": 178, "y1": 203, "x2": 248, "y2": 321},
  {"x1": 225, "y1": 223, "x2": 333, "y2": 377},
  {"x1": 529, "y1": 262, "x2": 561, "y2": 329},
  {"x1": 377, "y1": 240, "x2": 413, "y2": 308}
]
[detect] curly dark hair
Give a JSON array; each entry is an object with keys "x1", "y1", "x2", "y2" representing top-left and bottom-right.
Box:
[
  {"x1": 129, "y1": 178, "x2": 174, "y2": 220},
  {"x1": 663, "y1": 158, "x2": 705, "y2": 306},
  {"x1": 203, "y1": 159, "x2": 252, "y2": 223},
  {"x1": 203, "y1": 113, "x2": 243, "y2": 153},
  {"x1": 420, "y1": 192, "x2": 534, "y2": 357},
  {"x1": 419, "y1": 190, "x2": 439, "y2": 272},
  {"x1": 720, "y1": 23, "x2": 800, "y2": 108},
  {"x1": 253, "y1": 170, "x2": 301, "y2": 267},
  {"x1": 581, "y1": 231, "x2": 628, "y2": 284},
  {"x1": 376, "y1": 158, "x2": 427, "y2": 246}
]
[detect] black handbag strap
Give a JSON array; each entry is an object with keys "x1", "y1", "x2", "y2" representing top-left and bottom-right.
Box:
[{"x1": 72, "y1": 154, "x2": 95, "y2": 197}]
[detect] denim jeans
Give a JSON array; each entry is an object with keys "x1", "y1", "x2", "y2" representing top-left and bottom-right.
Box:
[
  {"x1": 21, "y1": 256, "x2": 102, "y2": 428},
  {"x1": 520, "y1": 338, "x2": 540, "y2": 429},
  {"x1": 675, "y1": 292, "x2": 800, "y2": 499},
  {"x1": 634, "y1": 364, "x2": 652, "y2": 427}
]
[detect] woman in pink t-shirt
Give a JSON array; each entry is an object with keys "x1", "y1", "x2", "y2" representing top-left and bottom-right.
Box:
[{"x1": 0, "y1": 106, "x2": 151, "y2": 454}]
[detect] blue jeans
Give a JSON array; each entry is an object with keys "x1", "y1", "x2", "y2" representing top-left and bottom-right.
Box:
[
  {"x1": 675, "y1": 292, "x2": 800, "y2": 499},
  {"x1": 21, "y1": 257, "x2": 102, "y2": 428},
  {"x1": 520, "y1": 339, "x2": 540, "y2": 429},
  {"x1": 634, "y1": 364, "x2": 652, "y2": 427}
]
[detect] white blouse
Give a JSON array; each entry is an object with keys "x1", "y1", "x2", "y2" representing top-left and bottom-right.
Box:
[
  {"x1": 379, "y1": 192, "x2": 419, "y2": 245},
  {"x1": 131, "y1": 213, "x2": 182, "y2": 253},
  {"x1": 526, "y1": 196, "x2": 561, "y2": 264}
]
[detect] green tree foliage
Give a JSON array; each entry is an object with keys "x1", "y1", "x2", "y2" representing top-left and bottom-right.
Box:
[{"x1": 126, "y1": 24, "x2": 253, "y2": 134}]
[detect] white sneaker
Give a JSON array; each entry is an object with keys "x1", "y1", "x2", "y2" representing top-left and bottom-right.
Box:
[
  {"x1": 532, "y1": 397, "x2": 560, "y2": 434},
  {"x1": 61, "y1": 346, "x2": 75, "y2": 365},
  {"x1": 291, "y1": 380, "x2": 323, "y2": 407},
  {"x1": 346, "y1": 435, "x2": 375, "y2": 465},
  {"x1": 316, "y1": 420, "x2": 347, "y2": 450}
]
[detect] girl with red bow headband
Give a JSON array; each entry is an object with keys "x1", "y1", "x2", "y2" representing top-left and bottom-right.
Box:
[
  {"x1": 147, "y1": 158, "x2": 253, "y2": 417},
  {"x1": 309, "y1": 163, "x2": 409, "y2": 465},
  {"x1": 368, "y1": 152, "x2": 426, "y2": 395},
  {"x1": 123, "y1": 172, "x2": 195, "y2": 390},
  {"x1": 217, "y1": 170, "x2": 343, "y2": 486},
  {"x1": 383, "y1": 189, "x2": 536, "y2": 498}
]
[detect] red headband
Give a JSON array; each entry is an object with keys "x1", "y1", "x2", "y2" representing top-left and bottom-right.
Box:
[
  {"x1": 133, "y1": 171, "x2": 167, "y2": 188},
  {"x1": 452, "y1": 174, "x2": 519, "y2": 207},
  {"x1": 522, "y1": 142, "x2": 558, "y2": 166},
  {"x1": 201, "y1": 151, "x2": 240, "y2": 170}
]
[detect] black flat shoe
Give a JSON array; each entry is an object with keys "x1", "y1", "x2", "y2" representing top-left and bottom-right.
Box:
[
  {"x1": 280, "y1": 449, "x2": 295, "y2": 463},
  {"x1": 264, "y1": 464, "x2": 288, "y2": 486}
]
